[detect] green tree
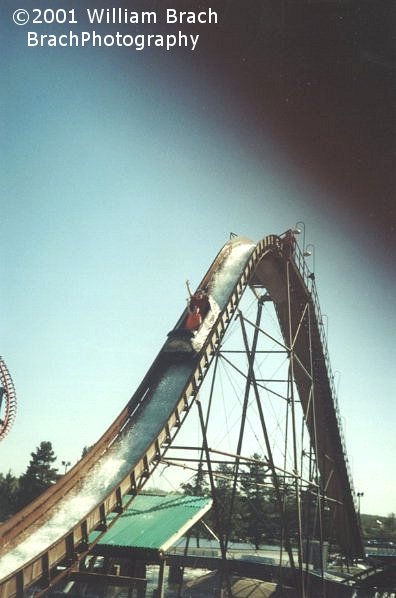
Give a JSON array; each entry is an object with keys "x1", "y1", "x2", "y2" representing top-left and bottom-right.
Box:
[
  {"x1": 209, "y1": 462, "x2": 246, "y2": 543},
  {"x1": 240, "y1": 453, "x2": 272, "y2": 548},
  {"x1": 17, "y1": 441, "x2": 59, "y2": 510},
  {"x1": 81, "y1": 445, "x2": 93, "y2": 458},
  {"x1": 180, "y1": 464, "x2": 210, "y2": 546},
  {"x1": 0, "y1": 471, "x2": 19, "y2": 521},
  {"x1": 181, "y1": 463, "x2": 209, "y2": 497},
  {"x1": 211, "y1": 462, "x2": 233, "y2": 540},
  {"x1": 384, "y1": 513, "x2": 395, "y2": 533}
]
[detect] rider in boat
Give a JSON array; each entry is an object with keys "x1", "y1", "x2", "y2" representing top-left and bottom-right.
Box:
[
  {"x1": 185, "y1": 305, "x2": 202, "y2": 331},
  {"x1": 186, "y1": 281, "x2": 211, "y2": 320}
]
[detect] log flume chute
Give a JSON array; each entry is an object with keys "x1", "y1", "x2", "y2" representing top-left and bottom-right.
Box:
[{"x1": 0, "y1": 234, "x2": 363, "y2": 597}]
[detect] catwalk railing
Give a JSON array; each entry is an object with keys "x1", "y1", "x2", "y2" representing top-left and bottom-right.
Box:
[{"x1": 291, "y1": 240, "x2": 358, "y2": 515}]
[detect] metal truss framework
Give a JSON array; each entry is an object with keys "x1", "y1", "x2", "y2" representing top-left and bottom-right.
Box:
[
  {"x1": 0, "y1": 234, "x2": 363, "y2": 598},
  {"x1": 161, "y1": 245, "x2": 361, "y2": 598},
  {"x1": 164, "y1": 300, "x2": 324, "y2": 596}
]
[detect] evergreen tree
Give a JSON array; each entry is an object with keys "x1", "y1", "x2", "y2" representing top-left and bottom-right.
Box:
[
  {"x1": 240, "y1": 453, "x2": 271, "y2": 548},
  {"x1": 81, "y1": 445, "x2": 93, "y2": 458},
  {"x1": 0, "y1": 471, "x2": 19, "y2": 521},
  {"x1": 210, "y1": 462, "x2": 246, "y2": 542},
  {"x1": 212, "y1": 462, "x2": 233, "y2": 539},
  {"x1": 17, "y1": 441, "x2": 59, "y2": 510},
  {"x1": 181, "y1": 463, "x2": 209, "y2": 497},
  {"x1": 384, "y1": 513, "x2": 396, "y2": 533},
  {"x1": 180, "y1": 464, "x2": 210, "y2": 545}
]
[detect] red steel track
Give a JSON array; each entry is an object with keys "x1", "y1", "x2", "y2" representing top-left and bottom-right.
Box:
[{"x1": 0, "y1": 357, "x2": 17, "y2": 442}]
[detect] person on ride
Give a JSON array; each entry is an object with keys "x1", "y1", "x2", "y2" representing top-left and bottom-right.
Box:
[
  {"x1": 186, "y1": 281, "x2": 210, "y2": 319},
  {"x1": 185, "y1": 305, "x2": 202, "y2": 332}
]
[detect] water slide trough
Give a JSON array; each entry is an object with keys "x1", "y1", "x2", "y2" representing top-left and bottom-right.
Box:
[{"x1": 0, "y1": 234, "x2": 363, "y2": 597}]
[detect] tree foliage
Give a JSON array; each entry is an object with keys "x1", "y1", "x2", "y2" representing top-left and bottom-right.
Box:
[
  {"x1": 182, "y1": 454, "x2": 322, "y2": 549},
  {"x1": 180, "y1": 463, "x2": 209, "y2": 497},
  {"x1": 0, "y1": 441, "x2": 61, "y2": 521},
  {"x1": 239, "y1": 453, "x2": 276, "y2": 548},
  {"x1": 181, "y1": 455, "x2": 286, "y2": 547},
  {"x1": 0, "y1": 471, "x2": 19, "y2": 520},
  {"x1": 361, "y1": 512, "x2": 396, "y2": 543},
  {"x1": 16, "y1": 441, "x2": 59, "y2": 511},
  {"x1": 181, "y1": 455, "x2": 396, "y2": 549}
]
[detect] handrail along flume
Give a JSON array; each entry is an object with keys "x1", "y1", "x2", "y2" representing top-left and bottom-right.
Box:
[{"x1": 291, "y1": 240, "x2": 358, "y2": 514}]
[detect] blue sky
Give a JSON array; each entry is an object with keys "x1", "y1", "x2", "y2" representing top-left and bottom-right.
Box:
[{"x1": 1, "y1": 8, "x2": 395, "y2": 518}]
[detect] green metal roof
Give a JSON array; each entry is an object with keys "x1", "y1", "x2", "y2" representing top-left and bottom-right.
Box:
[{"x1": 96, "y1": 494, "x2": 212, "y2": 554}]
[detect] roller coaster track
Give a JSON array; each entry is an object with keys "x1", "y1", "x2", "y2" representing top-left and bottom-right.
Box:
[
  {"x1": 0, "y1": 357, "x2": 17, "y2": 442},
  {"x1": 0, "y1": 234, "x2": 363, "y2": 597}
]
